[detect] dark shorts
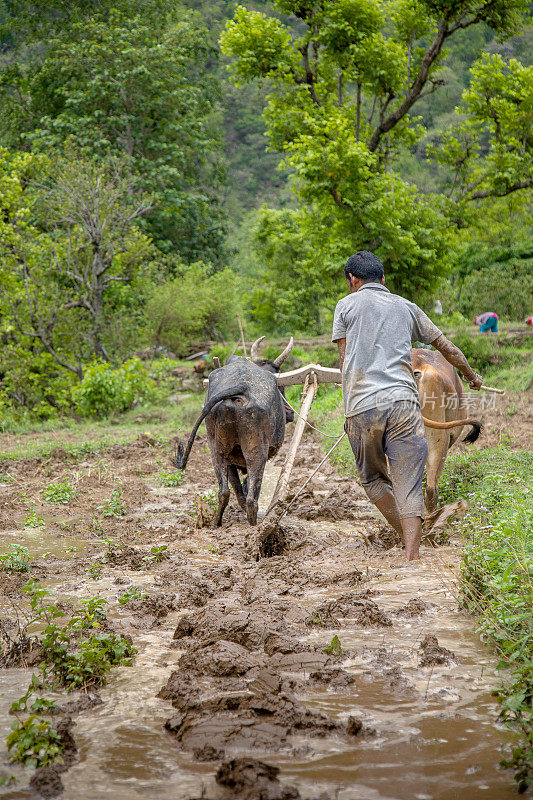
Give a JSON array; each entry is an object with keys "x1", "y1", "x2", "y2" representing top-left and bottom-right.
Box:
[{"x1": 345, "y1": 401, "x2": 428, "y2": 519}]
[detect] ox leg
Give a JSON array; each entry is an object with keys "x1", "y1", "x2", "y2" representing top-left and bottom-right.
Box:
[
  {"x1": 244, "y1": 459, "x2": 266, "y2": 525},
  {"x1": 241, "y1": 442, "x2": 268, "y2": 526},
  {"x1": 228, "y1": 465, "x2": 246, "y2": 511},
  {"x1": 212, "y1": 456, "x2": 230, "y2": 527},
  {"x1": 425, "y1": 430, "x2": 448, "y2": 513}
]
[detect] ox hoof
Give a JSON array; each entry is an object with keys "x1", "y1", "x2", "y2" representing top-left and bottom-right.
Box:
[{"x1": 246, "y1": 501, "x2": 258, "y2": 526}]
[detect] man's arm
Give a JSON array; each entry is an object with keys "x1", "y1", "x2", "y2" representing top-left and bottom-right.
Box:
[
  {"x1": 431, "y1": 334, "x2": 483, "y2": 390},
  {"x1": 336, "y1": 338, "x2": 346, "y2": 372}
]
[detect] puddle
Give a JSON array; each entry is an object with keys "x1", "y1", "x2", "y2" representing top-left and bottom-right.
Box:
[{"x1": 0, "y1": 528, "x2": 92, "y2": 560}]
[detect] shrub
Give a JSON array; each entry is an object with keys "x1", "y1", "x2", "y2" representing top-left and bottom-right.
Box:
[
  {"x1": 205, "y1": 344, "x2": 235, "y2": 368},
  {"x1": 440, "y1": 447, "x2": 533, "y2": 793},
  {"x1": 146, "y1": 264, "x2": 239, "y2": 357},
  {"x1": 72, "y1": 358, "x2": 158, "y2": 418}
]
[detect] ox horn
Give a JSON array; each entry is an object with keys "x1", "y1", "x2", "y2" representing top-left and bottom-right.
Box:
[
  {"x1": 250, "y1": 336, "x2": 265, "y2": 363},
  {"x1": 273, "y1": 336, "x2": 294, "y2": 368}
]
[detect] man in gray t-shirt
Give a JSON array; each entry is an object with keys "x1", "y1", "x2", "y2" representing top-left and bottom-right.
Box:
[{"x1": 332, "y1": 251, "x2": 482, "y2": 561}]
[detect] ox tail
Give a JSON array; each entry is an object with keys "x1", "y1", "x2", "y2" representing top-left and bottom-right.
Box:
[
  {"x1": 462, "y1": 420, "x2": 482, "y2": 444},
  {"x1": 421, "y1": 415, "x2": 483, "y2": 441},
  {"x1": 173, "y1": 382, "x2": 248, "y2": 471}
]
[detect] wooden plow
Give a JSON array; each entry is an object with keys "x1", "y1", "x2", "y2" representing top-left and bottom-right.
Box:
[{"x1": 254, "y1": 365, "x2": 344, "y2": 559}]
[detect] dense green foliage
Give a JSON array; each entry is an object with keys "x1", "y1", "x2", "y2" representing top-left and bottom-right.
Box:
[
  {"x1": 0, "y1": 0, "x2": 531, "y2": 418},
  {"x1": 439, "y1": 448, "x2": 533, "y2": 793},
  {"x1": 221, "y1": 0, "x2": 533, "y2": 330}
]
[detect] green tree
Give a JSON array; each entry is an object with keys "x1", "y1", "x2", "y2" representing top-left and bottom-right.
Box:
[
  {"x1": 221, "y1": 0, "x2": 531, "y2": 328},
  {"x1": 0, "y1": 151, "x2": 154, "y2": 412},
  {"x1": 0, "y1": 3, "x2": 227, "y2": 263}
]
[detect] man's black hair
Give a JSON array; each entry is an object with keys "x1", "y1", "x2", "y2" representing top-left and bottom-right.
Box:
[{"x1": 344, "y1": 251, "x2": 384, "y2": 283}]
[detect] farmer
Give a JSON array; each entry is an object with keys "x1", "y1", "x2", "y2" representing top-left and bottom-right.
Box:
[
  {"x1": 525, "y1": 316, "x2": 532, "y2": 326},
  {"x1": 332, "y1": 251, "x2": 483, "y2": 561},
  {"x1": 474, "y1": 311, "x2": 499, "y2": 333}
]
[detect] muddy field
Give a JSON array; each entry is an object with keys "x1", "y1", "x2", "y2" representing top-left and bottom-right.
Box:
[{"x1": 0, "y1": 389, "x2": 531, "y2": 800}]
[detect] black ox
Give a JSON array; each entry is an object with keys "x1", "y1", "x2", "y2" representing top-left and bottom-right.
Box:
[{"x1": 175, "y1": 337, "x2": 294, "y2": 526}]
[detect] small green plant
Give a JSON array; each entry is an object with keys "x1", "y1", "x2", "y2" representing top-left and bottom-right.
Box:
[
  {"x1": 98, "y1": 487, "x2": 125, "y2": 517},
  {"x1": 0, "y1": 474, "x2": 13, "y2": 484},
  {"x1": 42, "y1": 481, "x2": 77, "y2": 504},
  {"x1": 20, "y1": 581, "x2": 135, "y2": 691},
  {"x1": 143, "y1": 544, "x2": 168, "y2": 566},
  {"x1": 7, "y1": 715, "x2": 64, "y2": 768},
  {"x1": 118, "y1": 586, "x2": 144, "y2": 605},
  {"x1": 202, "y1": 490, "x2": 218, "y2": 511},
  {"x1": 24, "y1": 510, "x2": 45, "y2": 528},
  {"x1": 157, "y1": 469, "x2": 185, "y2": 487},
  {"x1": 208, "y1": 543, "x2": 219, "y2": 554},
  {"x1": 64, "y1": 546, "x2": 78, "y2": 555},
  {"x1": 0, "y1": 544, "x2": 31, "y2": 573},
  {"x1": 71, "y1": 596, "x2": 107, "y2": 630},
  {"x1": 323, "y1": 635, "x2": 342, "y2": 657},
  {"x1": 85, "y1": 563, "x2": 104, "y2": 580},
  {"x1": 88, "y1": 516, "x2": 105, "y2": 536}
]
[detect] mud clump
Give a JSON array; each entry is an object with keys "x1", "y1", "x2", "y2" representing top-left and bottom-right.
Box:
[
  {"x1": 419, "y1": 634, "x2": 456, "y2": 667},
  {"x1": 346, "y1": 716, "x2": 363, "y2": 736},
  {"x1": 0, "y1": 630, "x2": 42, "y2": 668},
  {"x1": 216, "y1": 758, "x2": 301, "y2": 800},
  {"x1": 129, "y1": 592, "x2": 176, "y2": 621},
  {"x1": 58, "y1": 693, "x2": 103, "y2": 715},
  {"x1": 173, "y1": 604, "x2": 282, "y2": 649},
  {"x1": 194, "y1": 744, "x2": 225, "y2": 762},
  {"x1": 163, "y1": 667, "x2": 342, "y2": 755},
  {"x1": 29, "y1": 765, "x2": 64, "y2": 798},
  {"x1": 178, "y1": 641, "x2": 263, "y2": 677},
  {"x1": 158, "y1": 671, "x2": 200, "y2": 708},
  {"x1": 307, "y1": 668, "x2": 356, "y2": 689},
  {"x1": 256, "y1": 520, "x2": 289, "y2": 559},
  {"x1": 309, "y1": 594, "x2": 392, "y2": 628},
  {"x1": 396, "y1": 598, "x2": 432, "y2": 616},
  {"x1": 105, "y1": 545, "x2": 145, "y2": 570}
]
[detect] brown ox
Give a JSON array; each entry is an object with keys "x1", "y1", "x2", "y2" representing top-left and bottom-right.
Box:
[{"x1": 412, "y1": 348, "x2": 482, "y2": 512}]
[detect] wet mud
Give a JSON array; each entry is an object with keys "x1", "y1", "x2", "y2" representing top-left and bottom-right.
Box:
[{"x1": 0, "y1": 430, "x2": 520, "y2": 799}]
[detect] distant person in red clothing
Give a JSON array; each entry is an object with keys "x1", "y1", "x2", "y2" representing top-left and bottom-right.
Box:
[
  {"x1": 474, "y1": 312, "x2": 499, "y2": 333},
  {"x1": 526, "y1": 316, "x2": 532, "y2": 326}
]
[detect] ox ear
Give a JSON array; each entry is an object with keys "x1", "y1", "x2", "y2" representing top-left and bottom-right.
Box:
[
  {"x1": 250, "y1": 336, "x2": 265, "y2": 363},
  {"x1": 273, "y1": 336, "x2": 294, "y2": 368}
]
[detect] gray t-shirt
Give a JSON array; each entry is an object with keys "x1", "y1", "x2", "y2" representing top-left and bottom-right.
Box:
[{"x1": 332, "y1": 283, "x2": 441, "y2": 417}]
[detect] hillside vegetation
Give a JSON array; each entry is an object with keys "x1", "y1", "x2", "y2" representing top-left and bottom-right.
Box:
[{"x1": 0, "y1": 0, "x2": 531, "y2": 421}]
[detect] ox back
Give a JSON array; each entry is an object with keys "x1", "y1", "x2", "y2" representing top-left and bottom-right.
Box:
[{"x1": 176, "y1": 357, "x2": 286, "y2": 527}]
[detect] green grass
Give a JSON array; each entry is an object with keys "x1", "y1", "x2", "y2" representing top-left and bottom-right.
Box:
[
  {"x1": 0, "y1": 397, "x2": 201, "y2": 462},
  {"x1": 440, "y1": 447, "x2": 533, "y2": 793},
  {"x1": 484, "y1": 361, "x2": 533, "y2": 393}
]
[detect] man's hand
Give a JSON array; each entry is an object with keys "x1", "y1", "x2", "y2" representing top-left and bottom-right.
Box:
[
  {"x1": 431, "y1": 334, "x2": 483, "y2": 391},
  {"x1": 468, "y1": 373, "x2": 483, "y2": 391}
]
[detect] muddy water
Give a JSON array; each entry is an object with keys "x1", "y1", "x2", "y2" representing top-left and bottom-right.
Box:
[{"x1": 0, "y1": 459, "x2": 516, "y2": 800}]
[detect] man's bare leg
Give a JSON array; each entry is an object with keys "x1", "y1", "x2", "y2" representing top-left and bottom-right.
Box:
[
  {"x1": 374, "y1": 492, "x2": 404, "y2": 540},
  {"x1": 400, "y1": 516, "x2": 422, "y2": 561}
]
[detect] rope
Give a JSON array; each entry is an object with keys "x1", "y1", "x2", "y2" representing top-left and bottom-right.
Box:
[
  {"x1": 281, "y1": 391, "x2": 342, "y2": 439},
  {"x1": 276, "y1": 431, "x2": 347, "y2": 521}
]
